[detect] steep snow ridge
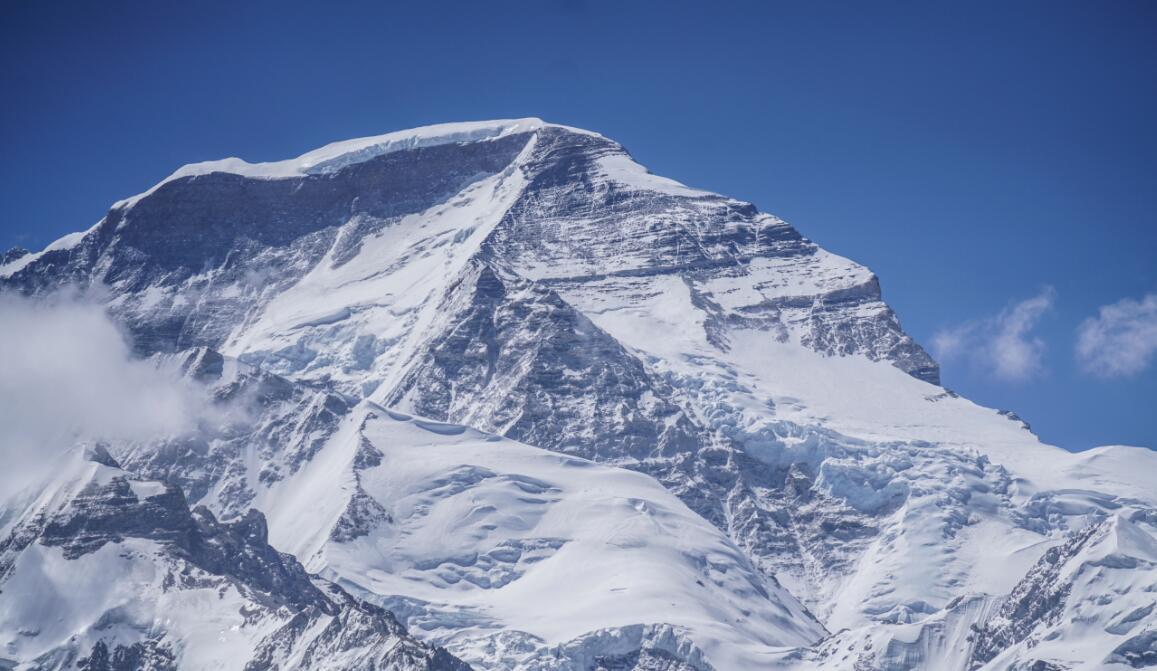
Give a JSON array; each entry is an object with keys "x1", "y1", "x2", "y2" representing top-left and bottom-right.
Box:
[
  {"x1": 296, "y1": 119, "x2": 587, "y2": 174},
  {"x1": 112, "y1": 118, "x2": 574, "y2": 208},
  {"x1": 971, "y1": 514, "x2": 1157, "y2": 670},
  {"x1": 0, "y1": 223, "x2": 95, "y2": 279},
  {"x1": 254, "y1": 395, "x2": 367, "y2": 565},
  {"x1": 223, "y1": 132, "x2": 539, "y2": 398},
  {"x1": 720, "y1": 332, "x2": 1055, "y2": 465},
  {"x1": 593, "y1": 152, "x2": 713, "y2": 198},
  {"x1": 276, "y1": 403, "x2": 826, "y2": 670}
]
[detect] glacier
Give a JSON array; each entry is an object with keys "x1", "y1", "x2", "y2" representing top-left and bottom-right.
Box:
[{"x1": 1, "y1": 118, "x2": 1155, "y2": 670}]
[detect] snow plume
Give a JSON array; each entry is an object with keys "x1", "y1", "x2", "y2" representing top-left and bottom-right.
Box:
[
  {"x1": 1076, "y1": 292, "x2": 1157, "y2": 378},
  {"x1": 0, "y1": 292, "x2": 213, "y2": 500},
  {"x1": 932, "y1": 287, "x2": 1056, "y2": 382}
]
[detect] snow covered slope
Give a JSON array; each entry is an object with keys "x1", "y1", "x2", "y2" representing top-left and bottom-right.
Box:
[
  {"x1": 3, "y1": 119, "x2": 1155, "y2": 670},
  {"x1": 1, "y1": 353, "x2": 827, "y2": 671},
  {"x1": 0, "y1": 447, "x2": 468, "y2": 671},
  {"x1": 276, "y1": 403, "x2": 825, "y2": 669},
  {"x1": 971, "y1": 513, "x2": 1157, "y2": 670}
]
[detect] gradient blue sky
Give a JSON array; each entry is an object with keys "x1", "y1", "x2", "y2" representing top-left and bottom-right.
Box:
[{"x1": 3, "y1": 1, "x2": 1155, "y2": 450}]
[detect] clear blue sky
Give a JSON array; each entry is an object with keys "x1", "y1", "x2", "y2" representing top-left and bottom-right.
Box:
[{"x1": 3, "y1": 1, "x2": 1155, "y2": 450}]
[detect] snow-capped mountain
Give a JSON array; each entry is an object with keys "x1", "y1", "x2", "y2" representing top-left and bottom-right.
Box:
[{"x1": 2, "y1": 118, "x2": 1154, "y2": 670}]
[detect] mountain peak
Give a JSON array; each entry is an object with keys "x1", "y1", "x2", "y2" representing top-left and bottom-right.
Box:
[{"x1": 114, "y1": 118, "x2": 597, "y2": 208}]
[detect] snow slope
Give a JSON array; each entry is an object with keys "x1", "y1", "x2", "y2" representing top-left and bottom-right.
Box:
[
  {"x1": 0, "y1": 447, "x2": 468, "y2": 671},
  {"x1": 298, "y1": 405, "x2": 826, "y2": 669}
]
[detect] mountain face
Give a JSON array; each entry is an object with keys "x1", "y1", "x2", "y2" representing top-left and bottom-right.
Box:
[
  {"x1": 0, "y1": 447, "x2": 469, "y2": 671},
  {"x1": 2, "y1": 118, "x2": 1155, "y2": 670}
]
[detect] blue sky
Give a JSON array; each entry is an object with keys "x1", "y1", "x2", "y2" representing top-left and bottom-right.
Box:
[{"x1": 2, "y1": 1, "x2": 1155, "y2": 450}]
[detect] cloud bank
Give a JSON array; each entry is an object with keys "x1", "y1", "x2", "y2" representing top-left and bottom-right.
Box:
[
  {"x1": 0, "y1": 294, "x2": 210, "y2": 500},
  {"x1": 932, "y1": 287, "x2": 1056, "y2": 382},
  {"x1": 1075, "y1": 292, "x2": 1157, "y2": 378}
]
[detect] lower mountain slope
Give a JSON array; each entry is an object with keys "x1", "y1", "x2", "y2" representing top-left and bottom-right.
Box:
[
  {"x1": 1, "y1": 349, "x2": 828, "y2": 671},
  {"x1": 0, "y1": 447, "x2": 468, "y2": 671},
  {"x1": 286, "y1": 403, "x2": 826, "y2": 670}
]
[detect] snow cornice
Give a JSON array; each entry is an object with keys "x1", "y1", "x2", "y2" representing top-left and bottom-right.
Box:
[{"x1": 113, "y1": 118, "x2": 597, "y2": 209}]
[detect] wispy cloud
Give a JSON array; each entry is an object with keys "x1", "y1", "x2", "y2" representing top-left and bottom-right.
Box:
[
  {"x1": 0, "y1": 293, "x2": 211, "y2": 500},
  {"x1": 1075, "y1": 292, "x2": 1157, "y2": 378},
  {"x1": 932, "y1": 287, "x2": 1056, "y2": 382}
]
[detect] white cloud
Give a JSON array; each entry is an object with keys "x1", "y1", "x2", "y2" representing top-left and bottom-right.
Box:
[
  {"x1": 1075, "y1": 293, "x2": 1157, "y2": 378},
  {"x1": 932, "y1": 287, "x2": 1056, "y2": 382},
  {"x1": 0, "y1": 293, "x2": 212, "y2": 500},
  {"x1": 930, "y1": 328, "x2": 966, "y2": 362}
]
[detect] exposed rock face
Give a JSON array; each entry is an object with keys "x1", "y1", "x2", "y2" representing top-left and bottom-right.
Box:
[
  {"x1": 112, "y1": 347, "x2": 351, "y2": 518},
  {"x1": 482, "y1": 126, "x2": 939, "y2": 385},
  {"x1": 385, "y1": 261, "x2": 702, "y2": 462},
  {"x1": 77, "y1": 640, "x2": 178, "y2": 671},
  {"x1": 968, "y1": 523, "x2": 1103, "y2": 667},
  {"x1": 969, "y1": 514, "x2": 1157, "y2": 670},
  {"x1": 0, "y1": 247, "x2": 29, "y2": 266},
  {"x1": 0, "y1": 451, "x2": 469, "y2": 671}
]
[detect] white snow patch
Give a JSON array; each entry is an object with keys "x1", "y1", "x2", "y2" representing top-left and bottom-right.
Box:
[
  {"x1": 0, "y1": 223, "x2": 97, "y2": 279},
  {"x1": 594, "y1": 153, "x2": 713, "y2": 198}
]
